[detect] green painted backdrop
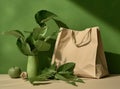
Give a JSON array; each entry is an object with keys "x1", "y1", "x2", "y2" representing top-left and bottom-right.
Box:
[{"x1": 0, "y1": 0, "x2": 120, "y2": 74}]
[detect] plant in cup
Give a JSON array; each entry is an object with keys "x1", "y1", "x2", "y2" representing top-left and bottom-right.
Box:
[{"x1": 2, "y1": 10, "x2": 84, "y2": 86}]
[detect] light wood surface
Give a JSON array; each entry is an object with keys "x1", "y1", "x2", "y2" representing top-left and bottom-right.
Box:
[{"x1": 0, "y1": 74, "x2": 120, "y2": 89}]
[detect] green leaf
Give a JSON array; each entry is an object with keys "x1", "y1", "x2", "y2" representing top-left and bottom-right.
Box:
[
  {"x1": 29, "y1": 75, "x2": 49, "y2": 84},
  {"x1": 49, "y1": 62, "x2": 57, "y2": 71},
  {"x1": 32, "y1": 26, "x2": 47, "y2": 40},
  {"x1": 16, "y1": 37, "x2": 32, "y2": 56},
  {"x1": 4, "y1": 30, "x2": 24, "y2": 38},
  {"x1": 57, "y1": 62, "x2": 75, "y2": 72},
  {"x1": 39, "y1": 22, "x2": 46, "y2": 27},
  {"x1": 74, "y1": 78, "x2": 84, "y2": 83},
  {"x1": 34, "y1": 40, "x2": 51, "y2": 51},
  {"x1": 44, "y1": 31, "x2": 58, "y2": 42},
  {"x1": 25, "y1": 34, "x2": 35, "y2": 51},
  {"x1": 58, "y1": 71, "x2": 73, "y2": 75},
  {"x1": 68, "y1": 81, "x2": 77, "y2": 86},
  {"x1": 41, "y1": 68, "x2": 56, "y2": 79},
  {"x1": 53, "y1": 18, "x2": 69, "y2": 28},
  {"x1": 35, "y1": 10, "x2": 57, "y2": 26},
  {"x1": 29, "y1": 66, "x2": 56, "y2": 84},
  {"x1": 63, "y1": 74, "x2": 84, "y2": 83},
  {"x1": 55, "y1": 73, "x2": 77, "y2": 86},
  {"x1": 55, "y1": 73, "x2": 67, "y2": 81}
]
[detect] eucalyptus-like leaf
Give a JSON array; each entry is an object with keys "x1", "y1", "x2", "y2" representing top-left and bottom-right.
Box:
[
  {"x1": 34, "y1": 40, "x2": 51, "y2": 51},
  {"x1": 35, "y1": 10, "x2": 57, "y2": 26},
  {"x1": 57, "y1": 62, "x2": 75, "y2": 72},
  {"x1": 16, "y1": 37, "x2": 32, "y2": 56},
  {"x1": 4, "y1": 30, "x2": 24, "y2": 38},
  {"x1": 53, "y1": 18, "x2": 69, "y2": 28}
]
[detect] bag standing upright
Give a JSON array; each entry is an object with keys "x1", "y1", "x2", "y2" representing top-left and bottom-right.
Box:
[{"x1": 52, "y1": 27, "x2": 109, "y2": 78}]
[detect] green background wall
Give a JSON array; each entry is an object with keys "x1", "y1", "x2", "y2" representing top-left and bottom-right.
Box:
[{"x1": 0, "y1": 0, "x2": 120, "y2": 74}]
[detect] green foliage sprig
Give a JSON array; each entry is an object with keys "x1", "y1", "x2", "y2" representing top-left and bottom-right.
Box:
[
  {"x1": 29, "y1": 62, "x2": 84, "y2": 86},
  {"x1": 4, "y1": 10, "x2": 69, "y2": 56}
]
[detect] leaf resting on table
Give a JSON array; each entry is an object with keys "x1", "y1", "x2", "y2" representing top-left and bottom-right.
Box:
[{"x1": 29, "y1": 62, "x2": 84, "y2": 86}]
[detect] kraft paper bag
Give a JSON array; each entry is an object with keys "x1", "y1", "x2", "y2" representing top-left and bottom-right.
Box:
[{"x1": 52, "y1": 27, "x2": 109, "y2": 78}]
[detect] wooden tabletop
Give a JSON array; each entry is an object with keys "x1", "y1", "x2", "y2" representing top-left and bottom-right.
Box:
[{"x1": 0, "y1": 74, "x2": 120, "y2": 89}]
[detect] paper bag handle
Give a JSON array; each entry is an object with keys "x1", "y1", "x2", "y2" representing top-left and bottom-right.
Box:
[{"x1": 72, "y1": 28, "x2": 92, "y2": 47}]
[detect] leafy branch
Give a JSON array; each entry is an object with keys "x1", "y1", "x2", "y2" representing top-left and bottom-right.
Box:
[
  {"x1": 29, "y1": 62, "x2": 84, "y2": 86},
  {"x1": 3, "y1": 10, "x2": 69, "y2": 56}
]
